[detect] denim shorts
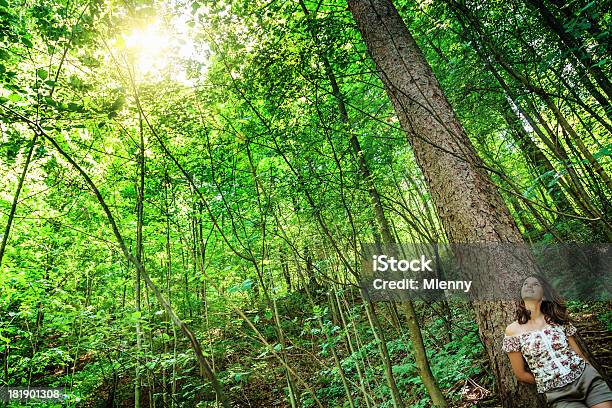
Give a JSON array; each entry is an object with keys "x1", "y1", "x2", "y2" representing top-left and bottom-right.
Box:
[{"x1": 545, "y1": 364, "x2": 612, "y2": 407}]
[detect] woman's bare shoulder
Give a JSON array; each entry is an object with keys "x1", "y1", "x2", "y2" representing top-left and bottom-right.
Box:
[{"x1": 505, "y1": 321, "x2": 520, "y2": 336}]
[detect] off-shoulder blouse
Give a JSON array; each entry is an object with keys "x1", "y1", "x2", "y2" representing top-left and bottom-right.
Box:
[{"x1": 502, "y1": 323, "x2": 585, "y2": 393}]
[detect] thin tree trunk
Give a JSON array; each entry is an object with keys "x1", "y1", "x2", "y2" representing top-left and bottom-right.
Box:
[
  {"x1": 452, "y1": 8, "x2": 612, "y2": 238},
  {"x1": 134, "y1": 114, "x2": 145, "y2": 408},
  {"x1": 271, "y1": 271, "x2": 300, "y2": 408},
  {"x1": 0, "y1": 134, "x2": 37, "y2": 268},
  {"x1": 544, "y1": 99, "x2": 612, "y2": 193},
  {"x1": 527, "y1": 0, "x2": 612, "y2": 104},
  {"x1": 548, "y1": 0, "x2": 612, "y2": 57},
  {"x1": 333, "y1": 288, "x2": 374, "y2": 408},
  {"x1": 162, "y1": 170, "x2": 172, "y2": 408},
  {"x1": 498, "y1": 98, "x2": 574, "y2": 214},
  {"x1": 362, "y1": 294, "x2": 405, "y2": 408},
  {"x1": 301, "y1": 285, "x2": 356, "y2": 408}
]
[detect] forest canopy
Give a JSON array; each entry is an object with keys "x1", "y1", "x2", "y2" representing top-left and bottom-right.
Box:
[{"x1": 0, "y1": 0, "x2": 611, "y2": 407}]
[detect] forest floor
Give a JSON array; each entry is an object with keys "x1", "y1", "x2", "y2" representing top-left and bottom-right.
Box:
[
  {"x1": 76, "y1": 301, "x2": 610, "y2": 408},
  {"x1": 573, "y1": 304, "x2": 612, "y2": 381}
]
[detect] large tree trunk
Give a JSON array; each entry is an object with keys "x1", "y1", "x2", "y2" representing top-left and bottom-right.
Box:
[{"x1": 347, "y1": 1, "x2": 544, "y2": 407}]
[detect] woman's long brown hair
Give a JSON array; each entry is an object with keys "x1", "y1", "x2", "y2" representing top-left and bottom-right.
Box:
[{"x1": 516, "y1": 275, "x2": 569, "y2": 325}]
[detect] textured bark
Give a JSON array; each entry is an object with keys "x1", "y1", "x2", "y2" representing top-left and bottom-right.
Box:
[{"x1": 347, "y1": 1, "x2": 545, "y2": 407}]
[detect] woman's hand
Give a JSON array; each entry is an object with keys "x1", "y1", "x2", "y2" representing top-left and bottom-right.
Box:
[{"x1": 507, "y1": 352, "x2": 536, "y2": 384}]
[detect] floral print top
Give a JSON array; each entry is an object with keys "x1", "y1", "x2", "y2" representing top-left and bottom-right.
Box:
[{"x1": 502, "y1": 323, "x2": 585, "y2": 393}]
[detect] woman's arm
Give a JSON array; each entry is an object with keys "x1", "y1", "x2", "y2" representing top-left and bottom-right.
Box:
[
  {"x1": 567, "y1": 335, "x2": 590, "y2": 364},
  {"x1": 507, "y1": 352, "x2": 536, "y2": 384},
  {"x1": 503, "y1": 323, "x2": 536, "y2": 384}
]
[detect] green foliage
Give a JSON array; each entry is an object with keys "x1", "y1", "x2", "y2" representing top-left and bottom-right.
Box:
[{"x1": 0, "y1": 0, "x2": 610, "y2": 406}]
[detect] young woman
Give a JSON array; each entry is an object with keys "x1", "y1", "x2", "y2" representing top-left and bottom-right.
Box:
[{"x1": 502, "y1": 275, "x2": 612, "y2": 407}]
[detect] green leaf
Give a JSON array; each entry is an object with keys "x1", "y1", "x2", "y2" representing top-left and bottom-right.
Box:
[
  {"x1": 69, "y1": 75, "x2": 83, "y2": 88},
  {"x1": 67, "y1": 102, "x2": 81, "y2": 112},
  {"x1": 234, "y1": 371, "x2": 251, "y2": 382},
  {"x1": 593, "y1": 144, "x2": 612, "y2": 160},
  {"x1": 228, "y1": 279, "x2": 254, "y2": 293},
  {"x1": 8, "y1": 93, "x2": 22, "y2": 102},
  {"x1": 110, "y1": 95, "x2": 125, "y2": 111},
  {"x1": 240, "y1": 279, "x2": 254, "y2": 291},
  {"x1": 579, "y1": 0, "x2": 596, "y2": 12},
  {"x1": 37, "y1": 68, "x2": 48, "y2": 80}
]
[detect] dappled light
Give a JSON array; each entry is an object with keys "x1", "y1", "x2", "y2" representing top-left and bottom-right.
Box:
[{"x1": 0, "y1": 0, "x2": 610, "y2": 407}]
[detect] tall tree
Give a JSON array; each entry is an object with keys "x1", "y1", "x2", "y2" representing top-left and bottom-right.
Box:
[{"x1": 347, "y1": 1, "x2": 544, "y2": 406}]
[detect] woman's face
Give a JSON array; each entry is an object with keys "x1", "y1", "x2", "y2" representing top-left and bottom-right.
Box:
[{"x1": 521, "y1": 277, "x2": 544, "y2": 301}]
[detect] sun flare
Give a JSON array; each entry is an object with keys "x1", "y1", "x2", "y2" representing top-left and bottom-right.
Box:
[
  {"x1": 122, "y1": 21, "x2": 168, "y2": 73},
  {"x1": 116, "y1": 14, "x2": 209, "y2": 83}
]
